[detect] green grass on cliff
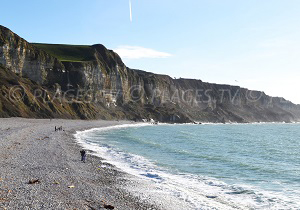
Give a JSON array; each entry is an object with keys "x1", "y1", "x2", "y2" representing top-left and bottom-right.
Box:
[{"x1": 32, "y1": 43, "x2": 95, "y2": 62}]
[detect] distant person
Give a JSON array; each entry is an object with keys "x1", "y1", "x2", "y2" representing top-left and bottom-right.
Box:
[{"x1": 80, "y1": 150, "x2": 86, "y2": 163}]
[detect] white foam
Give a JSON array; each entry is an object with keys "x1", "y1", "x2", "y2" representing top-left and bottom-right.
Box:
[
  {"x1": 76, "y1": 123, "x2": 153, "y2": 136},
  {"x1": 74, "y1": 124, "x2": 300, "y2": 209}
]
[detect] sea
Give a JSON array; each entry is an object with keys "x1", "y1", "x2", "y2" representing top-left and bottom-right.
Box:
[{"x1": 75, "y1": 123, "x2": 300, "y2": 209}]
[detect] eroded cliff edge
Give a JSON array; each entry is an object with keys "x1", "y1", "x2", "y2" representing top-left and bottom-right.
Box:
[{"x1": 1, "y1": 25, "x2": 300, "y2": 123}]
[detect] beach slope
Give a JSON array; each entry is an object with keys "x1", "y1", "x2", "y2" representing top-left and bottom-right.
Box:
[{"x1": 0, "y1": 118, "x2": 160, "y2": 209}]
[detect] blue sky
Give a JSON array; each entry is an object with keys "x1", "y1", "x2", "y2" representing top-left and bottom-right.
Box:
[{"x1": 2, "y1": 0, "x2": 300, "y2": 103}]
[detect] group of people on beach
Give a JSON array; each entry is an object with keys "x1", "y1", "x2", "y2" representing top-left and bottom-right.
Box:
[
  {"x1": 54, "y1": 126, "x2": 63, "y2": 131},
  {"x1": 53, "y1": 125, "x2": 86, "y2": 162}
]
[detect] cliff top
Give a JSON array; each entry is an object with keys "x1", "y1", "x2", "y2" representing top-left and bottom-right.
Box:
[{"x1": 32, "y1": 43, "x2": 96, "y2": 62}]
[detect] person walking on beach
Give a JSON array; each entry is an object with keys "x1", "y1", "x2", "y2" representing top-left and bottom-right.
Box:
[{"x1": 80, "y1": 150, "x2": 86, "y2": 163}]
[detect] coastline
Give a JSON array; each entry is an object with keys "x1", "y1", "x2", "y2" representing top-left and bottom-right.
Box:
[
  {"x1": 72, "y1": 121, "x2": 300, "y2": 210},
  {"x1": 1, "y1": 119, "x2": 297, "y2": 209},
  {"x1": 0, "y1": 118, "x2": 163, "y2": 209}
]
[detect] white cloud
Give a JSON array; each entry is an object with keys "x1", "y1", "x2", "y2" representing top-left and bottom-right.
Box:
[{"x1": 114, "y1": 46, "x2": 172, "y2": 59}]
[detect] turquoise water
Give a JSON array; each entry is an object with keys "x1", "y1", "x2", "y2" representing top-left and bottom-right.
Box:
[{"x1": 76, "y1": 123, "x2": 300, "y2": 209}]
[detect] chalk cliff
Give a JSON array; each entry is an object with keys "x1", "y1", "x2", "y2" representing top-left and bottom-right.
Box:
[{"x1": 1, "y1": 25, "x2": 299, "y2": 122}]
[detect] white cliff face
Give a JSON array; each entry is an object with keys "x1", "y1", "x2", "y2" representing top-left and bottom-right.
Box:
[
  {"x1": 1, "y1": 25, "x2": 299, "y2": 122},
  {"x1": 0, "y1": 26, "x2": 65, "y2": 84},
  {"x1": 61, "y1": 61, "x2": 126, "y2": 107}
]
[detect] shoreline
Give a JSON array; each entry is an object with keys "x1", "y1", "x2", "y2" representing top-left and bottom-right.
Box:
[
  {"x1": 0, "y1": 118, "x2": 163, "y2": 209},
  {"x1": 1, "y1": 118, "x2": 298, "y2": 209},
  {"x1": 70, "y1": 121, "x2": 300, "y2": 210}
]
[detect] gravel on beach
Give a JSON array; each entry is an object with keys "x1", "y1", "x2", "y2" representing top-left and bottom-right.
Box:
[{"x1": 0, "y1": 118, "x2": 163, "y2": 210}]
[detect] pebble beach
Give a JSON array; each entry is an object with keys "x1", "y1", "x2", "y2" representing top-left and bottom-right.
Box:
[{"x1": 0, "y1": 118, "x2": 163, "y2": 210}]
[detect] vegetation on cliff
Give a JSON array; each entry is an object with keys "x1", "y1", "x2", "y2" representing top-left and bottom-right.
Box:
[
  {"x1": 32, "y1": 43, "x2": 95, "y2": 62},
  {"x1": 0, "y1": 64, "x2": 100, "y2": 119},
  {"x1": 1, "y1": 25, "x2": 300, "y2": 123}
]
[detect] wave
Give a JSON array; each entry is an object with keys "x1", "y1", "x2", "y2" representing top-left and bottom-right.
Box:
[{"x1": 74, "y1": 124, "x2": 300, "y2": 209}]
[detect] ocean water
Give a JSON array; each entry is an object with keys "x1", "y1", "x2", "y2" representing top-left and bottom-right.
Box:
[{"x1": 75, "y1": 123, "x2": 300, "y2": 209}]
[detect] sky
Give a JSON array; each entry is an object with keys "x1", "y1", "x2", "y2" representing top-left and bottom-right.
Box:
[{"x1": 2, "y1": 0, "x2": 300, "y2": 104}]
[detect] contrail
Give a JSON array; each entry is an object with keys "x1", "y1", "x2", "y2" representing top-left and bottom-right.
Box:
[{"x1": 129, "y1": 0, "x2": 132, "y2": 22}]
